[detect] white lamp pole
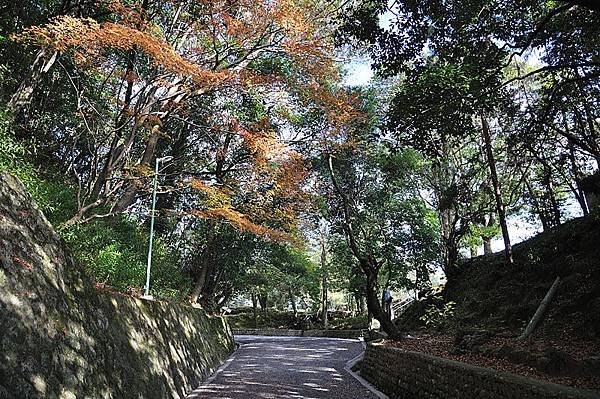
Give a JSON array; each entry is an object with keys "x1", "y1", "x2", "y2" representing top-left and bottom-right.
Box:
[{"x1": 143, "y1": 155, "x2": 173, "y2": 298}]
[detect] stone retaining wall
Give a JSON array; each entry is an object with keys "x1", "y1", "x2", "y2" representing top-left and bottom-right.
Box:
[
  {"x1": 233, "y1": 328, "x2": 369, "y2": 339},
  {"x1": 361, "y1": 343, "x2": 600, "y2": 399},
  {"x1": 0, "y1": 172, "x2": 235, "y2": 399}
]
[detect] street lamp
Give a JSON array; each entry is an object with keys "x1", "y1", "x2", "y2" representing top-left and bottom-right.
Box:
[{"x1": 143, "y1": 155, "x2": 173, "y2": 299}]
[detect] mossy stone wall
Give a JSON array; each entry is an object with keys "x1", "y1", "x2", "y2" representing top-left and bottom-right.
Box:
[
  {"x1": 361, "y1": 343, "x2": 600, "y2": 399},
  {"x1": 0, "y1": 172, "x2": 234, "y2": 398}
]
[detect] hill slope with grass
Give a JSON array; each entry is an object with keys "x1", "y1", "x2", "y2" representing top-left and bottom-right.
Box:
[
  {"x1": 445, "y1": 215, "x2": 600, "y2": 340},
  {"x1": 395, "y1": 215, "x2": 600, "y2": 390}
]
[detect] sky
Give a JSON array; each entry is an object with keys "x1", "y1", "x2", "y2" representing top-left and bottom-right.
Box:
[{"x1": 344, "y1": 59, "x2": 374, "y2": 86}]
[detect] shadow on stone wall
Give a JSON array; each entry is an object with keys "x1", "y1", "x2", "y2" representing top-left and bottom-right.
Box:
[{"x1": 0, "y1": 172, "x2": 234, "y2": 398}]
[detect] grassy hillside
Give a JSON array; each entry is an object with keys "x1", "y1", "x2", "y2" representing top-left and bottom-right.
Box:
[
  {"x1": 444, "y1": 215, "x2": 600, "y2": 340},
  {"x1": 395, "y1": 215, "x2": 600, "y2": 388}
]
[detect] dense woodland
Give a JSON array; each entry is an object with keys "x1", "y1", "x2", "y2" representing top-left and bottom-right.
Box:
[{"x1": 0, "y1": 0, "x2": 598, "y2": 341}]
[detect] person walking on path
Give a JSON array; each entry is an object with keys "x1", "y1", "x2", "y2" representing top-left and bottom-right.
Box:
[{"x1": 383, "y1": 287, "x2": 393, "y2": 318}]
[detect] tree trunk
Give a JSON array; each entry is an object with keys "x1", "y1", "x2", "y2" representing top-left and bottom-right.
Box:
[
  {"x1": 483, "y1": 238, "x2": 493, "y2": 255},
  {"x1": 358, "y1": 294, "x2": 365, "y2": 315},
  {"x1": 567, "y1": 138, "x2": 589, "y2": 215},
  {"x1": 525, "y1": 178, "x2": 550, "y2": 231},
  {"x1": 542, "y1": 165, "x2": 561, "y2": 227},
  {"x1": 290, "y1": 291, "x2": 297, "y2": 318},
  {"x1": 251, "y1": 292, "x2": 258, "y2": 328},
  {"x1": 259, "y1": 294, "x2": 268, "y2": 318},
  {"x1": 190, "y1": 264, "x2": 209, "y2": 304},
  {"x1": 443, "y1": 236, "x2": 460, "y2": 278},
  {"x1": 113, "y1": 125, "x2": 163, "y2": 213},
  {"x1": 482, "y1": 213, "x2": 495, "y2": 255},
  {"x1": 481, "y1": 114, "x2": 513, "y2": 263},
  {"x1": 326, "y1": 154, "x2": 402, "y2": 339},
  {"x1": 199, "y1": 264, "x2": 220, "y2": 310},
  {"x1": 520, "y1": 276, "x2": 561, "y2": 340},
  {"x1": 154, "y1": 132, "x2": 186, "y2": 234},
  {"x1": 217, "y1": 285, "x2": 233, "y2": 308},
  {"x1": 320, "y1": 233, "x2": 328, "y2": 329},
  {"x1": 364, "y1": 264, "x2": 402, "y2": 339},
  {"x1": 190, "y1": 223, "x2": 216, "y2": 304},
  {"x1": 8, "y1": 50, "x2": 57, "y2": 136},
  {"x1": 439, "y1": 207, "x2": 460, "y2": 276}
]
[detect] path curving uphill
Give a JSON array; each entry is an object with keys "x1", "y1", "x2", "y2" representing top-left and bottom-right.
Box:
[{"x1": 187, "y1": 335, "x2": 383, "y2": 399}]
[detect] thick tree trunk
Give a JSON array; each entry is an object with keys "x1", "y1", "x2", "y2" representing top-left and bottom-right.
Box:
[
  {"x1": 439, "y1": 207, "x2": 460, "y2": 276},
  {"x1": 443, "y1": 236, "x2": 460, "y2": 278},
  {"x1": 8, "y1": 50, "x2": 57, "y2": 136},
  {"x1": 190, "y1": 263, "x2": 209, "y2": 304},
  {"x1": 259, "y1": 294, "x2": 268, "y2": 317},
  {"x1": 326, "y1": 153, "x2": 402, "y2": 339},
  {"x1": 251, "y1": 292, "x2": 258, "y2": 328},
  {"x1": 542, "y1": 166, "x2": 561, "y2": 227},
  {"x1": 289, "y1": 288, "x2": 297, "y2": 318},
  {"x1": 217, "y1": 285, "x2": 233, "y2": 308},
  {"x1": 364, "y1": 264, "x2": 402, "y2": 339},
  {"x1": 320, "y1": 234, "x2": 328, "y2": 329},
  {"x1": 481, "y1": 213, "x2": 495, "y2": 255},
  {"x1": 113, "y1": 126, "x2": 163, "y2": 213},
  {"x1": 567, "y1": 138, "x2": 589, "y2": 215},
  {"x1": 483, "y1": 238, "x2": 493, "y2": 255},
  {"x1": 190, "y1": 223, "x2": 216, "y2": 304},
  {"x1": 481, "y1": 115, "x2": 513, "y2": 263},
  {"x1": 201, "y1": 253, "x2": 227, "y2": 309},
  {"x1": 154, "y1": 132, "x2": 186, "y2": 234}
]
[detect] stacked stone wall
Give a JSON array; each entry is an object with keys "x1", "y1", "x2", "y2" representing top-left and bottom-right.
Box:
[
  {"x1": 361, "y1": 343, "x2": 600, "y2": 399},
  {"x1": 0, "y1": 172, "x2": 234, "y2": 399},
  {"x1": 232, "y1": 328, "x2": 374, "y2": 339}
]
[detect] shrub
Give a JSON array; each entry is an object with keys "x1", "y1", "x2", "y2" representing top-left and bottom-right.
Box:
[
  {"x1": 420, "y1": 299, "x2": 456, "y2": 329},
  {"x1": 0, "y1": 111, "x2": 191, "y2": 300}
]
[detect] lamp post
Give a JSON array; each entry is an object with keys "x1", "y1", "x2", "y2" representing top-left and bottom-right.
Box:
[{"x1": 143, "y1": 155, "x2": 173, "y2": 299}]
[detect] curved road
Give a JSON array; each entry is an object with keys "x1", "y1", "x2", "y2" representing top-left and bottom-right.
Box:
[{"x1": 187, "y1": 335, "x2": 381, "y2": 399}]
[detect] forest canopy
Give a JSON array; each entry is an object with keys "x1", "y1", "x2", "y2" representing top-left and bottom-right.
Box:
[{"x1": 0, "y1": 0, "x2": 598, "y2": 338}]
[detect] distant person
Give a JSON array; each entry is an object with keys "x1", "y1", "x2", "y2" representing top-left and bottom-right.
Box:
[{"x1": 383, "y1": 287, "x2": 393, "y2": 318}]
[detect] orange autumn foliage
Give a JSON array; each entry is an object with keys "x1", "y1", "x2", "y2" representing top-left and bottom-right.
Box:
[
  {"x1": 13, "y1": 0, "x2": 363, "y2": 239},
  {"x1": 13, "y1": 16, "x2": 231, "y2": 89},
  {"x1": 188, "y1": 123, "x2": 312, "y2": 242}
]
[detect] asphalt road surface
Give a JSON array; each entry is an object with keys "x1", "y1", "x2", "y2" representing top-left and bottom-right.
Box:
[{"x1": 186, "y1": 335, "x2": 381, "y2": 399}]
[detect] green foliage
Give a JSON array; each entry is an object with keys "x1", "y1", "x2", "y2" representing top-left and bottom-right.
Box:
[
  {"x1": 327, "y1": 314, "x2": 368, "y2": 330},
  {"x1": 227, "y1": 309, "x2": 303, "y2": 329},
  {"x1": 420, "y1": 299, "x2": 456, "y2": 329},
  {"x1": 62, "y1": 218, "x2": 190, "y2": 299},
  {"x1": 227, "y1": 309, "x2": 368, "y2": 330},
  {"x1": 237, "y1": 242, "x2": 320, "y2": 310},
  {"x1": 325, "y1": 123, "x2": 442, "y2": 292},
  {"x1": 0, "y1": 111, "x2": 75, "y2": 220},
  {"x1": 0, "y1": 110, "x2": 189, "y2": 299}
]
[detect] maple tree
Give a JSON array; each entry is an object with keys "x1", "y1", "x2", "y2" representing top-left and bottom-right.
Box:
[
  {"x1": 6, "y1": 0, "x2": 363, "y2": 307},
  {"x1": 12, "y1": 0, "x2": 349, "y2": 233}
]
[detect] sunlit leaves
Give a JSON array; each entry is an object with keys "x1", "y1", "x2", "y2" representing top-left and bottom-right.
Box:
[{"x1": 11, "y1": 0, "x2": 359, "y2": 240}]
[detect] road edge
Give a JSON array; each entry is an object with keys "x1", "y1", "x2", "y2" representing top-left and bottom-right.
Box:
[
  {"x1": 185, "y1": 342, "x2": 241, "y2": 398},
  {"x1": 344, "y1": 344, "x2": 389, "y2": 399}
]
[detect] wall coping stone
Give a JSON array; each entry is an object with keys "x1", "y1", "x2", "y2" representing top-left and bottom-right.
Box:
[
  {"x1": 361, "y1": 342, "x2": 600, "y2": 399},
  {"x1": 232, "y1": 328, "x2": 369, "y2": 339}
]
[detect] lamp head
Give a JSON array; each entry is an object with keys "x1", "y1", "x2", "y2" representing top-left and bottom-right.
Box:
[{"x1": 157, "y1": 156, "x2": 174, "y2": 164}]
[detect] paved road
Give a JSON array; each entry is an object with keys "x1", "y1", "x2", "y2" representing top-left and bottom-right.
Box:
[{"x1": 187, "y1": 335, "x2": 380, "y2": 399}]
